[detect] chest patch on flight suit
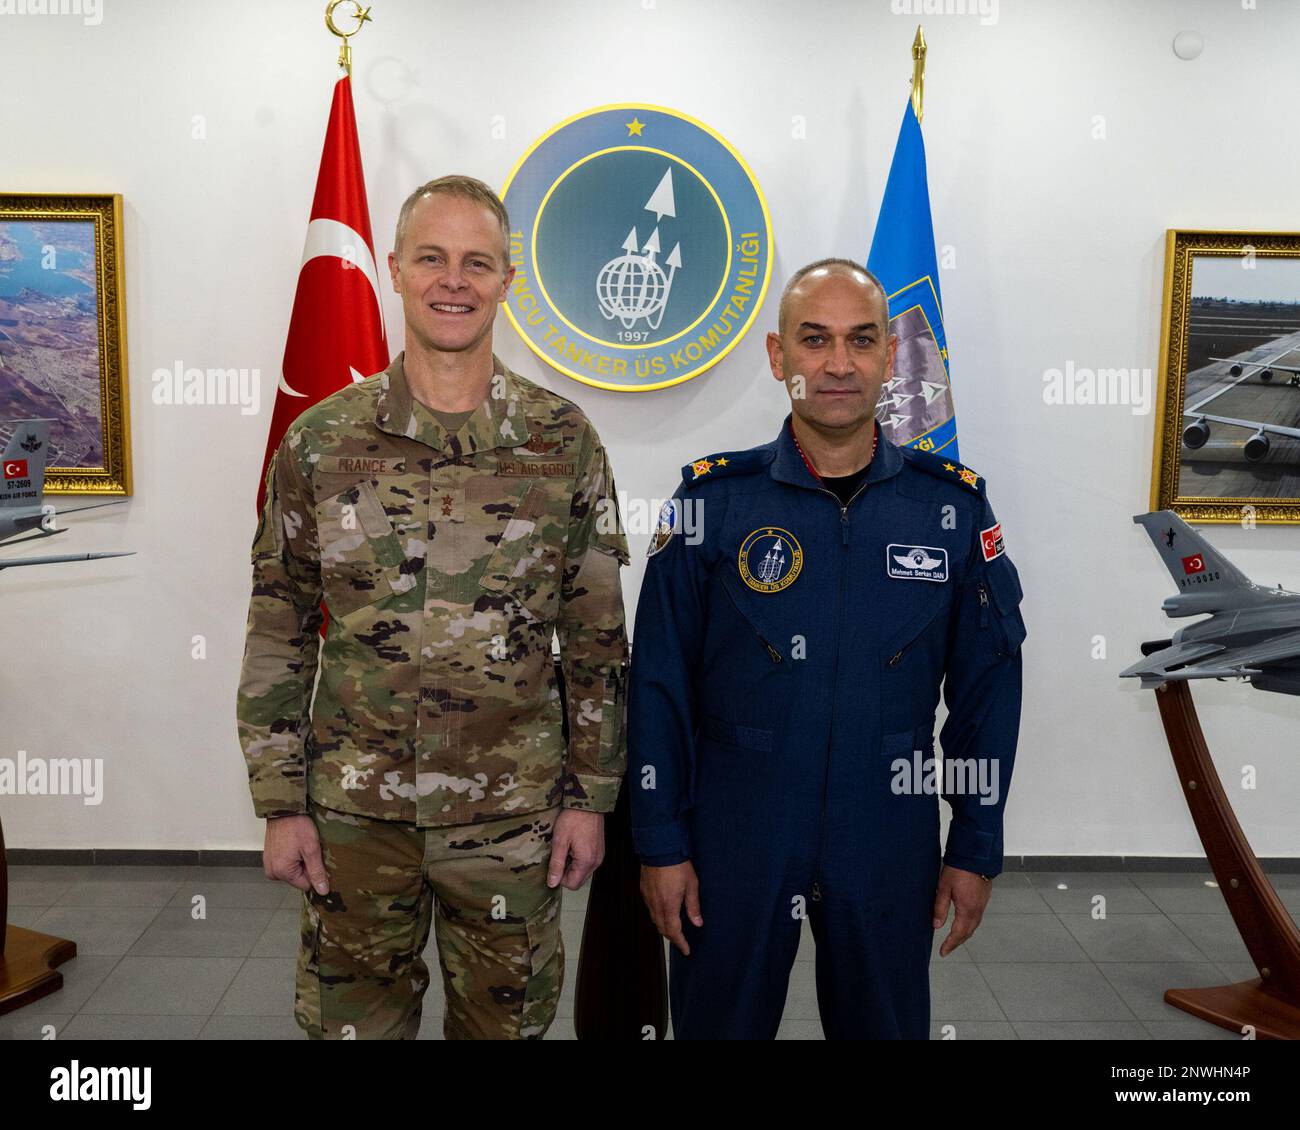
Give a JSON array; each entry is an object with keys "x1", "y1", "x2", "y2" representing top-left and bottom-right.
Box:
[
  {"x1": 887, "y1": 544, "x2": 949, "y2": 583},
  {"x1": 738, "y1": 527, "x2": 803, "y2": 593}
]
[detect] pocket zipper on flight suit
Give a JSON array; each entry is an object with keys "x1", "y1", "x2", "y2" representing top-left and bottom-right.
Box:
[
  {"x1": 721, "y1": 581, "x2": 784, "y2": 663},
  {"x1": 979, "y1": 578, "x2": 1020, "y2": 657},
  {"x1": 889, "y1": 577, "x2": 987, "y2": 665},
  {"x1": 978, "y1": 580, "x2": 1010, "y2": 654},
  {"x1": 886, "y1": 599, "x2": 951, "y2": 668}
]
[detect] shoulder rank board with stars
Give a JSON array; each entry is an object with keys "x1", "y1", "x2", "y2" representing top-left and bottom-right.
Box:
[
  {"x1": 941, "y1": 459, "x2": 980, "y2": 490},
  {"x1": 692, "y1": 456, "x2": 728, "y2": 480}
]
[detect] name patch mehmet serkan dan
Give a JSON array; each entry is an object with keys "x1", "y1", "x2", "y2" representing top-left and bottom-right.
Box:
[{"x1": 886, "y1": 544, "x2": 949, "y2": 583}]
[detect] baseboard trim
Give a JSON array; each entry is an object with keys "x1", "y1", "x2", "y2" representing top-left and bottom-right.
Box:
[
  {"x1": 4, "y1": 849, "x2": 1299, "y2": 873},
  {"x1": 7, "y1": 849, "x2": 263, "y2": 867}
]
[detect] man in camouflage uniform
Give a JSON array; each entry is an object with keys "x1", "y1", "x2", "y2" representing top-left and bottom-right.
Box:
[{"x1": 237, "y1": 175, "x2": 629, "y2": 1039}]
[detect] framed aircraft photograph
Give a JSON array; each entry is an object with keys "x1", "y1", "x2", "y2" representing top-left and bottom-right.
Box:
[
  {"x1": 1150, "y1": 228, "x2": 1300, "y2": 523},
  {"x1": 0, "y1": 192, "x2": 131, "y2": 495}
]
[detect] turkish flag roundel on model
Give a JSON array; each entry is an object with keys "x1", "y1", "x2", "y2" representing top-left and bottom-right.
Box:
[{"x1": 258, "y1": 73, "x2": 389, "y2": 511}]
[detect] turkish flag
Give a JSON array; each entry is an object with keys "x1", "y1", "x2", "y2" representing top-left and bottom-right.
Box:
[
  {"x1": 258, "y1": 74, "x2": 389, "y2": 511},
  {"x1": 1183, "y1": 554, "x2": 1206, "y2": 575}
]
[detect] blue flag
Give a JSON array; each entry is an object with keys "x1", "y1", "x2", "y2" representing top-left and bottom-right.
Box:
[{"x1": 867, "y1": 100, "x2": 957, "y2": 459}]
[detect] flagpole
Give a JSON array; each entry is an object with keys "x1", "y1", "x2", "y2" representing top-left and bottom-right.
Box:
[
  {"x1": 324, "y1": 0, "x2": 375, "y2": 77},
  {"x1": 910, "y1": 25, "x2": 927, "y2": 125}
]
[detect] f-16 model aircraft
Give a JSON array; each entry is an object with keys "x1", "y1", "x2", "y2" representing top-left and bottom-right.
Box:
[
  {"x1": 1120, "y1": 510, "x2": 1300, "y2": 696},
  {"x1": 0, "y1": 419, "x2": 132, "y2": 572}
]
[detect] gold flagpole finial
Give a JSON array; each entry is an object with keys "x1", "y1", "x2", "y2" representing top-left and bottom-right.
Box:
[
  {"x1": 325, "y1": 0, "x2": 374, "y2": 76},
  {"x1": 910, "y1": 25, "x2": 927, "y2": 126}
]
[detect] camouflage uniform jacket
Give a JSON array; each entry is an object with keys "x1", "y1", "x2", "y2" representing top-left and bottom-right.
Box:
[{"x1": 237, "y1": 351, "x2": 630, "y2": 826}]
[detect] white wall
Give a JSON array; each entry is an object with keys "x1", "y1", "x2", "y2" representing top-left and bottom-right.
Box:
[{"x1": 3, "y1": 0, "x2": 1299, "y2": 855}]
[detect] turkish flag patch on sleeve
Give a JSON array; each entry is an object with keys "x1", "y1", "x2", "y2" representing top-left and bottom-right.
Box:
[{"x1": 980, "y1": 522, "x2": 1005, "y2": 562}]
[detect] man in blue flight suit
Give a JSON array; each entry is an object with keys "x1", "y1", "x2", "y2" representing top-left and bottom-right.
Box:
[{"x1": 628, "y1": 258, "x2": 1026, "y2": 1040}]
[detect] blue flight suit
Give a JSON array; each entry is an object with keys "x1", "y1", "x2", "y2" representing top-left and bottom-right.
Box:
[{"x1": 628, "y1": 416, "x2": 1026, "y2": 1040}]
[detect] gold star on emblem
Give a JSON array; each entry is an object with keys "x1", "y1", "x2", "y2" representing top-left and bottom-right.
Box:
[
  {"x1": 943, "y1": 462, "x2": 956, "y2": 472},
  {"x1": 959, "y1": 468, "x2": 979, "y2": 487},
  {"x1": 626, "y1": 117, "x2": 645, "y2": 137},
  {"x1": 692, "y1": 458, "x2": 713, "y2": 479},
  {"x1": 715, "y1": 456, "x2": 728, "y2": 467}
]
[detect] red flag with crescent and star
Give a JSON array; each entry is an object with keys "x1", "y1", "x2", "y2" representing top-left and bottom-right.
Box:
[{"x1": 257, "y1": 73, "x2": 389, "y2": 511}]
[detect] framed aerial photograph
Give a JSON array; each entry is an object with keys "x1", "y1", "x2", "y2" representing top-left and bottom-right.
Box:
[
  {"x1": 0, "y1": 193, "x2": 131, "y2": 494},
  {"x1": 1150, "y1": 229, "x2": 1300, "y2": 523}
]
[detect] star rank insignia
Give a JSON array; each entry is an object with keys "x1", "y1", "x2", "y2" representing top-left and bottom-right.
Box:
[
  {"x1": 940, "y1": 459, "x2": 980, "y2": 490},
  {"x1": 908, "y1": 449, "x2": 984, "y2": 495},
  {"x1": 440, "y1": 494, "x2": 454, "y2": 516},
  {"x1": 691, "y1": 458, "x2": 714, "y2": 479}
]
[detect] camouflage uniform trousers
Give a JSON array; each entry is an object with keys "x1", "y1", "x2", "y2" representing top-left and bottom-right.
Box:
[{"x1": 294, "y1": 801, "x2": 564, "y2": 1040}]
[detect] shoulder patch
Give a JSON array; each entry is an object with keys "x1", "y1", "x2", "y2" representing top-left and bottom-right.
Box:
[
  {"x1": 680, "y1": 447, "x2": 774, "y2": 488},
  {"x1": 899, "y1": 445, "x2": 986, "y2": 496},
  {"x1": 647, "y1": 499, "x2": 680, "y2": 557}
]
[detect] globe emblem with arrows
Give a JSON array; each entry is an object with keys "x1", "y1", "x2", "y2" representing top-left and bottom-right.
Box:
[
  {"x1": 738, "y1": 526, "x2": 803, "y2": 593},
  {"x1": 596, "y1": 167, "x2": 683, "y2": 331}
]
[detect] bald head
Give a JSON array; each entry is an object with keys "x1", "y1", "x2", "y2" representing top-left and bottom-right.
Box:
[
  {"x1": 765, "y1": 258, "x2": 898, "y2": 435},
  {"x1": 777, "y1": 258, "x2": 889, "y2": 337}
]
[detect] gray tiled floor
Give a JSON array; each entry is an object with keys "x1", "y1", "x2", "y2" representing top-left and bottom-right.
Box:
[{"x1": 4, "y1": 866, "x2": 1294, "y2": 1040}]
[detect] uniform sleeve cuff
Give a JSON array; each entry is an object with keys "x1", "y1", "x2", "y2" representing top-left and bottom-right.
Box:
[
  {"x1": 943, "y1": 820, "x2": 1000, "y2": 875},
  {"x1": 632, "y1": 819, "x2": 692, "y2": 863},
  {"x1": 250, "y1": 789, "x2": 308, "y2": 819},
  {"x1": 562, "y1": 773, "x2": 622, "y2": 813},
  {"x1": 943, "y1": 852, "x2": 1002, "y2": 878},
  {"x1": 640, "y1": 850, "x2": 690, "y2": 867}
]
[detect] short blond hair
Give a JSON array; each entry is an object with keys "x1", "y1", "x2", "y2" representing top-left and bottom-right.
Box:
[{"x1": 393, "y1": 175, "x2": 511, "y2": 266}]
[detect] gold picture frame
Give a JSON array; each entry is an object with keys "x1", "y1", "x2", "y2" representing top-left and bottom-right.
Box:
[
  {"x1": 1151, "y1": 228, "x2": 1300, "y2": 523},
  {"x1": 0, "y1": 192, "x2": 131, "y2": 494}
]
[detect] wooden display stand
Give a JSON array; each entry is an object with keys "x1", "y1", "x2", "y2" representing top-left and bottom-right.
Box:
[
  {"x1": 1154, "y1": 681, "x2": 1300, "y2": 1039},
  {"x1": 0, "y1": 813, "x2": 77, "y2": 1017}
]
